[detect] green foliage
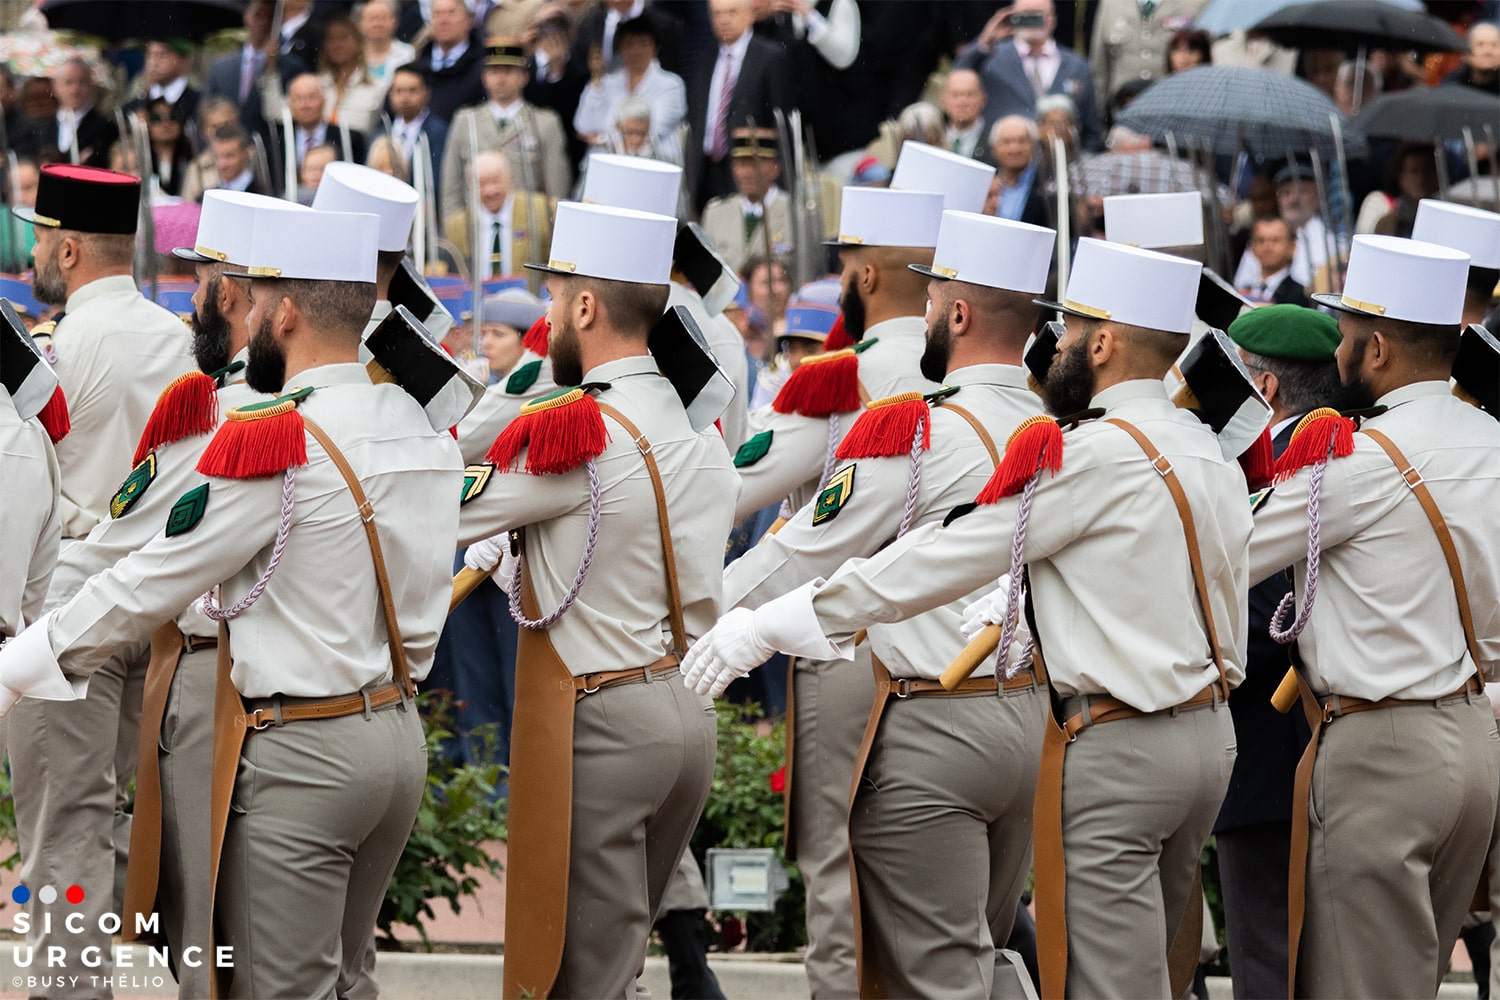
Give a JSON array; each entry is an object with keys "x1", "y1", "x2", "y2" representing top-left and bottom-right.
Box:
[
  {"x1": 691, "y1": 701, "x2": 807, "y2": 952},
  {"x1": 378, "y1": 691, "x2": 508, "y2": 949},
  {"x1": 0, "y1": 765, "x2": 20, "y2": 873}
]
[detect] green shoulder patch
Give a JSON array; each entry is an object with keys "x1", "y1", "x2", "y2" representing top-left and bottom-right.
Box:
[
  {"x1": 812, "y1": 465, "x2": 856, "y2": 525},
  {"x1": 852, "y1": 337, "x2": 879, "y2": 355},
  {"x1": 1249, "y1": 486, "x2": 1274, "y2": 513},
  {"x1": 165, "y1": 484, "x2": 209, "y2": 537},
  {"x1": 506, "y1": 359, "x2": 543, "y2": 395},
  {"x1": 925, "y1": 385, "x2": 961, "y2": 404},
  {"x1": 733, "y1": 430, "x2": 773, "y2": 468},
  {"x1": 229, "y1": 384, "x2": 315, "y2": 418},
  {"x1": 110, "y1": 453, "x2": 158, "y2": 519},
  {"x1": 462, "y1": 463, "x2": 495, "y2": 504}
]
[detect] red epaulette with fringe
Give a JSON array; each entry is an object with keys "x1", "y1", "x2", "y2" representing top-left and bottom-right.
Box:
[
  {"x1": 1239, "y1": 427, "x2": 1274, "y2": 492},
  {"x1": 835, "y1": 391, "x2": 931, "y2": 460},
  {"x1": 522, "y1": 315, "x2": 550, "y2": 357},
  {"x1": 1272, "y1": 407, "x2": 1355, "y2": 483},
  {"x1": 196, "y1": 386, "x2": 314, "y2": 479},
  {"x1": 36, "y1": 385, "x2": 69, "y2": 444},
  {"x1": 822, "y1": 313, "x2": 853, "y2": 352},
  {"x1": 486, "y1": 386, "x2": 608, "y2": 475},
  {"x1": 134, "y1": 371, "x2": 220, "y2": 465},
  {"x1": 976, "y1": 415, "x2": 1065, "y2": 503},
  {"x1": 772, "y1": 349, "x2": 861, "y2": 417}
]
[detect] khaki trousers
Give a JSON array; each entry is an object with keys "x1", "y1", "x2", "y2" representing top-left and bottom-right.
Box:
[
  {"x1": 9, "y1": 639, "x2": 147, "y2": 1000},
  {"x1": 851, "y1": 685, "x2": 1046, "y2": 999},
  {"x1": 155, "y1": 645, "x2": 217, "y2": 999},
  {"x1": 1298, "y1": 696, "x2": 1497, "y2": 999},
  {"x1": 218, "y1": 698, "x2": 426, "y2": 1000},
  {"x1": 551, "y1": 676, "x2": 716, "y2": 1000},
  {"x1": 791, "y1": 652, "x2": 874, "y2": 999},
  {"x1": 1059, "y1": 699, "x2": 1235, "y2": 999}
]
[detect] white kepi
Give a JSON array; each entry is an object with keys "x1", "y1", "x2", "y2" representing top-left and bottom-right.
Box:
[
  {"x1": 527, "y1": 201, "x2": 676, "y2": 285},
  {"x1": 1038, "y1": 237, "x2": 1203, "y2": 334},
  {"x1": 312, "y1": 161, "x2": 419, "y2": 253},
  {"x1": 172, "y1": 189, "x2": 310, "y2": 266},
  {"x1": 890, "y1": 140, "x2": 996, "y2": 215},
  {"x1": 223, "y1": 208, "x2": 381, "y2": 283},
  {"x1": 825, "y1": 187, "x2": 946, "y2": 249},
  {"x1": 1103, "y1": 191, "x2": 1204, "y2": 249},
  {"x1": 1411, "y1": 199, "x2": 1500, "y2": 269},
  {"x1": 582, "y1": 153, "x2": 682, "y2": 218},
  {"x1": 1312, "y1": 234, "x2": 1471, "y2": 326},
  {"x1": 910, "y1": 210, "x2": 1057, "y2": 294}
]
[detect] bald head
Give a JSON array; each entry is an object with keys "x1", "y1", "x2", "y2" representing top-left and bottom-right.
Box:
[
  {"x1": 287, "y1": 73, "x2": 325, "y2": 128},
  {"x1": 474, "y1": 151, "x2": 513, "y2": 213},
  {"x1": 941, "y1": 69, "x2": 986, "y2": 131},
  {"x1": 1469, "y1": 21, "x2": 1500, "y2": 72}
]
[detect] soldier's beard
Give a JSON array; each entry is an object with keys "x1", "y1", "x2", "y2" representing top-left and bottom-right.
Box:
[
  {"x1": 549, "y1": 313, "x2": 583, "y2": 387},
  {"x1": 246, "y1": 313, "x2": 287, "y2": 394},
  {"x1": 32, "y1": 244, "x2": 67, "y2": 306},
  {"x1": 840, "y1": 282, "x2": 867, "y2": 341},
  {"x1": 1041, "y1": 335, "x2": 1096, "y2": 417},
  {"x1": 190, "y1": 275, "x2": 232, "y2": 375},
  {"x1": 1335, "y1": 334, "x2": 1376, "y2": 411},
  {"x1": 920, "y1": 312, "x2": 951, "y2": 384}
]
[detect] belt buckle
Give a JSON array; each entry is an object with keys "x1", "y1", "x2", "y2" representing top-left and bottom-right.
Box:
[
  {"x1": 894, "y1": 678, "x2": 912, "y2": 699},
  {"x1": 581, "y1": 675, "x2": 602, "y2": 695},
  {"x1": 244, "y1": 708, "x2": 275, "y2": 731},
  {"x1": 1151, "y1": 455, "x2": 1173, "y2": 478}
]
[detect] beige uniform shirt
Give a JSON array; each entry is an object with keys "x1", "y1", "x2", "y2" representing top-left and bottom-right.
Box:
[
  {"x1": 48, "y1": 275, "x2": 195, "y2": 539},
  {"x1": 0, "y1": 394, "x2": 62, "y2": 638},
  {"x1": 440, "y1": 103, "x2": 572, "y2": 212},
  {"x1": 46, "y1": 358, "x2": 264, "y2": 640},
  {"x1": 456, "y1": 348, "x2": 555, "y2": 465},
  {"x1": 700, "y1": 189, "x2": 793, "y2": 276},
  {"x1": 727, "y1": 365, "x2": 1042, "y2": 679},
  {"x1": 735, "y1": 314, "x2": 938, "y2": 518},
  {"x1": 1250, "y1": 381, "x2": 1500, "y2": 700},
  {"x1": 668, "y1": 281, "x2": 749, "y2": 452},
  {"x1": 46, "y1": 363, "x2": 463, "y2": 698},
  {"x1": 802, "y1": 379, "x2": 1250, "y2": 712},
  {"x1": 458, "y1": 355, "x2": 739, "y2": 676}
]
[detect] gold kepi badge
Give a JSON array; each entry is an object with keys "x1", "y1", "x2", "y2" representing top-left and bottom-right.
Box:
[
  {"x1": 110, "y1": 453, "x2": 158, "y2": 519},
  {"x1": 812, "y1": 465, "x2": 856, "y2": 525}
]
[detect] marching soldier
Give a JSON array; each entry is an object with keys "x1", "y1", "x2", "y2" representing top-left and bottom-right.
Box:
[
  {"x1": 713, "y1": 210, "x2": 1056, "y2": 996},
  {"x1": 0, "y1": 206, "x2": 465, "y2": 998},
  {"x1": 48, "y1": 191, "x2": 300, "y2": 997},
  {"x1": 456, "y1": 201, "x2": 738, "y2": 998},
  {"x1": 1251, "y1": 235, "x2": 1500, "y2": 998},
  {"x1": 1214, "y1": 304, "x2": 1342, "y2": 1000},
  {"x1": 685, "y1": 237, "x2": 1251, "y2": 999},
  {"x1": 11, "y1": 163, "x2": 194, "y2": 995}
]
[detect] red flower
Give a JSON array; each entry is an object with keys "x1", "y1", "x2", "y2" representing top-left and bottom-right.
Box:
[{"x1": 769, "y1": 766, "x2": 786, "y2": 794}]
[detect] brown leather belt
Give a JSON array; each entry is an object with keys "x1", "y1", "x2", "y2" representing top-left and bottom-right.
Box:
[
  {"x1": 1060, "y1": 683, "x2": 1221, "y2": 743},
  {"x1": 183, "y1": 634, "x2": 218, "y2": 654},
  {"x1": 238, "y1": 680, "x2": 406, "y2": 732},
  {"x1": 572, "y1": 655, "x2": 679, "y2": 702},
  {"x1": 1311, "y1": 674, "x2": 1482, "y2": 722},
  {"x1": 889, "y1": 669, "x2": 1039, "y2": 698}
]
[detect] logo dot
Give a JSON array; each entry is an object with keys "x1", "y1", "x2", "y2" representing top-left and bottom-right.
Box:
[
  {"x1": 10, "y1": 885, "x2": 29, "y2": 905},
  {"x1": 37, "y1": 886, "x2": 56, "y2": 905},
  {"x1": 65, "y1": 886, "x2": 84, "y2": 905}
]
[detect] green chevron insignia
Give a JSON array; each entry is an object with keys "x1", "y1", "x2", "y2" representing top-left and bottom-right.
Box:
[
  {"x1": 812, "y1": 465, "x2": 856, "y2": 525},
  {"x1": 462, "y1": 463, "x2": 495, "y2": 505},
  {"x1": 1249, "y1": 486, "x2": 1274, "y2": 513},
  {"x1": 110, "y1": 453, "x2": 157, "y2": 519},
  {"x1": 506, "y1": 358, "x2": 543, "y2": 394},
  {"x1": 733, "y1": 430, "x2": 773, "y2": 468},
  {"x1": 165, "y1": 484, "x2": 209, "y2": 537}
]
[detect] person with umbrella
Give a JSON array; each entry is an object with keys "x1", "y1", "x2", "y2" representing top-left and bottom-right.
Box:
[{"x1": 1446, "y1": 21, "x2": 1500, "y2": 96}]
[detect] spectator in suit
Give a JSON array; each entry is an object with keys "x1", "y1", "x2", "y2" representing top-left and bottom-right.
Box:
[
  {"x1": 205, "y1": 0, "x2": 282, "y2": 131},
  {"x1": 574, "y1": 15, "x2": 687, "y2": 164},
  {"x1": 370, "y1": 64, "x2": 448, "y2": 197},
  {"x1": 360, "y1": 0, "x2": 417, "y2": 87},
  {"x1": 689, "y1": 0, "x2": 794, "y2": 209},
  {"x1": 204, "y1": 124, "x2": 267, "y2": 196},
  {"x1": 125, "y1": 40, "x2": 202, "y2": 125},
  {"x1": 278, "y1": 0, "x2": 325, "y2": 75},
  {"x1": 954, "y1": 0, "x2": 1103, "y2": 152},
  {"x1": 1238, "y1": 217, "x2": 1309, "y2": 306},
  {"x1": 270, "y1": 73, "x2": 369, "y2": 194},
  {"x1": 525, "y1": 11, "x2": 592, "y2": 169},
  {"x1": 572, "y1": 0, "x2": 685, "y2": 76},
  {"x1": 441, "y1": 150, "x2": 554, "y2": 292},
  {"x1": 984, "y1": 114, "x2": 1047, "y2": 226},
  {"x1": 11, "y1": 59, "x2": 118, "y2": 168},
  {"x1": 415, "y1": 0, "x2": 486, "y2": 123},
  {"x1": 940, "y1": 68, "x2": 989, "y2": 163},
  {"x1": 440, "y1": 38, "x2": 572, "y2": 211}
]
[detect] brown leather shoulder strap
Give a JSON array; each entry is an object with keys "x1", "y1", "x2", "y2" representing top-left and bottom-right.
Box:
[
  {"x1": 302, "y1": 417, "x2": 412, "y2": 697},
  {"x1": 594, "y1": 403, "x2": 688, "y2": 659},
  {"x1": 1359, "y1": 427, "x2": 1483, "y2": 683},
  {"x1": 940, "y1": 403, "x2": 1001, "y2": 468},
  {"x1": 1105, "y1": 418, "x2": 1230, "y2": 700}
]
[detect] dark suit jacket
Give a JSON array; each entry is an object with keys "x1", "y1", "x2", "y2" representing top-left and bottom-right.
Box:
[
  {"x1": 571, "y1": 2, "x2": 684, "y2": 76},
  {"x1": 687, "y1": 33, "x2": 794, "y2": 173},
  {"x1": 955, "y1": 39, "x2": 1103, "y2": 152},
  {"x1": 11, "y1": 109, "x2": 119, "y2": 168},
  {"x1": 369, "y1": 114, "x2": 449, "y2": 209},
  {"x1": 415, "y1": 35, "x2": 486, "y2": 125},
  {"x1": 1271, "y1": 275, "x2": 1310, "y2": 307},
  {"x1": 524, "y1": 54, "x2": 590, "y2": 169},
  {"x1": 206, "y1": 50, "x2": 309, "y2": 134},
  {"x1": 268, "y1": 122, "x2": 367, "y2": 195},
  {"x1": 124, "y1": 84, "x2": 201, "y2": 125},
  {"x1": 1215, "y1": 420, "x2": 1312, "y2": 833}
]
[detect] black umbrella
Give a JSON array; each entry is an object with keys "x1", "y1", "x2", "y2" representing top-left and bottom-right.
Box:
[
  {"x1": 41, "y1": 0, "x2": 244, "y2": 44},
  {"x1": 1352, "y1": 85, "x2": 1500, "y2": 142},
  {"x1": 1251, "y1": 0, "x2": 1466, "y2": 54},
  {"x1": 1116, "y1": 65, "x2": 1365, "y2": 158}
]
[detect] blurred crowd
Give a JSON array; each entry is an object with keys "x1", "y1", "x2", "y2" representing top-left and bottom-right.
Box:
[{"x1": 1, "y1": 0, "x2": 1499, "y2": 388}]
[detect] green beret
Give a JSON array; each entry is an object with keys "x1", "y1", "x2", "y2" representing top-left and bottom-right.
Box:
[
  {"x1": 160, "y1": 39, "x2": 193, "y2": 57},
  {"x1": 1227, "y1": 304, "x2": 1340, "y2": 362}
]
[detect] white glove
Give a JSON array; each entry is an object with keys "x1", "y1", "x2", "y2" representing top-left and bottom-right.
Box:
[
  {"x1": 491, "y1": 547, "x2": 517, "y2": 595},
  {"x1": 0, "y1": 612, "x2": 88, "y2": 718},
  {"x1": 681, "y1": 607, "x2": 775, "y2": 699},
  {"x1": 959, "y1": 574, "x2": 1013, "y2": 642},
  {"x1": 464, "y1": 534, "x2": 508, "y2": 574}
]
